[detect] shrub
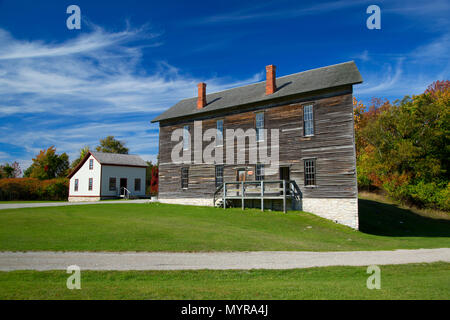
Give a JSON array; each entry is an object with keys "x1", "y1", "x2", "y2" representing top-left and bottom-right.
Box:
[
  {"x1": 381, "y1": 179, "x2": 450, "y2": 211},
  {"x1": 405, "y1": 181, "x2": 450, "y2": 211},
  {"x1": 0, "y1": 178, "x2": 69, "y2": 201}
]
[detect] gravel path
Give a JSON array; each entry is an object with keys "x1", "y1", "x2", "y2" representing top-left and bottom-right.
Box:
[
  {"x1": 1, "y1": 248, "x2": 449, "y2": 271},
  {"x1": 0, "y1": 199, "x2": 151, "y2": 210}
]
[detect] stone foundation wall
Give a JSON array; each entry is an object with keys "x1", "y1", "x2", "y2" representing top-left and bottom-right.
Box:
[
  {"x1": 158, "y1": 197, "x2": 359, "y2": 230},
  {"x1": 158, "y1": 198, "x2": 213, "y2": 207},
  {"x1": 68, "y1": 196, "x2": 101, "y2": 202},
  {"x1": 301, "y1": 198, "x2": 359, "y2": 229}
]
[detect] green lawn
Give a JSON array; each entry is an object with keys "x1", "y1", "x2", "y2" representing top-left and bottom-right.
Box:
[
  {"x1": 0, "y1": 199, "x2": 449, "y2": 252},
  {"x1": 0, "y1": 263, "x2": 448, "y2": 299},
  {"x1": 0, "y1": 200, "x2": 67, "y2": 204}
]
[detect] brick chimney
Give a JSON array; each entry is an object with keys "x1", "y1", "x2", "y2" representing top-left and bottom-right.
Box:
[
  {"x1": 265, "y1": 65, "x2": 276, "y2": 95},
  {"x1": 197, "y1": 82, "x2": 207, "y2": 109}
]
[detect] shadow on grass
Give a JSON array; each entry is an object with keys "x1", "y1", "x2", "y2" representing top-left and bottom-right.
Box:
[{"x1": 358, "y1": 198, "x2": 450, "y2": 237}]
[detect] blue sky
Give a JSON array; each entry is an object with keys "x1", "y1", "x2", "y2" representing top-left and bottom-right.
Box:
[{"x1": 0, "y1": 0, "x2": 448, "y2": 172}]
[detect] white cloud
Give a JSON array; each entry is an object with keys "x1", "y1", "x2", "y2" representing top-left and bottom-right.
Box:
[
  {"x1": 353, "y1": 50, "x2": 370, "y2": 62},
  {"x1": 410, "y1": 33, "x2": 450, "y2": 62},
  {"x1": 356, "y1": 59, "x2": 403, "y2": 95},
  {"x1": 0, "y1": 25, "x2": 157, "y2": 60},
  {"x1": 192, "y1": 0, "x2": 372, "y2": 24},
  {"x1": 0, "y1": 25, "x2": 262, "y2": 170},
  {"x1": 0, "y1": 151, "x2": 10, "y2": 160},
  {"x1": 0, "y1": 26, "x2": 261, "y2": 117},
  {"x1": 353, "y1": 30, "x2": 450, "y2": 101}
]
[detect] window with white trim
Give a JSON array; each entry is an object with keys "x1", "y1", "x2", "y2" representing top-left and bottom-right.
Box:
[
  {"x1": 183, "y1": 125, "x2": 190, "y2": 150},
  {"x1": 303, "y1": 104, "x2": 314, "y2": 136},
  {"x1": 255, "y1": 164, "x2": 264, "y2": 181},
  {"x1": 256, "y1": 112, "x2": 264, "y2": 142}
]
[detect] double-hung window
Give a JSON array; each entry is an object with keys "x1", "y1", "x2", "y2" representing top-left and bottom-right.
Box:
[
  {"x1": 109, "y1": 177, "x2": 116, "y2": 191},
  {"x1": 183, "y1": 125, "x2": 190, "y2": 150},
  {"x1": 215, "y1": 165, "x2": 224, "y2": 188},
  {"x1": 88, "y1": 178, "x2": 93, "y2": 191},
  {"x1": 74, "y1": 179, "x2": 79, "y2": 192},
  {"x1": 181, "y1": 167, "x2": 189, "y2": 189},
  {"x1": 303, "y1": 104, "x2": 314, "y2": 136},
  {"x1": 255, "y1": 164, "x2": 264, "y2": 181},
  {"x1": 216, "y1": 120, "x2": 223, "y2": 146},
  {"x1": 134, "y1": 178, "x2": 141, "y2": 191},
  {"x1": 304, "y1": 159, "x2": 316, "y2": 186},
  {"x1": 256, "y1": 112, "x2": 264, "y2": 142},
  {"x1": 89, "y1": 159, "x2": 94, "y2": 170}
]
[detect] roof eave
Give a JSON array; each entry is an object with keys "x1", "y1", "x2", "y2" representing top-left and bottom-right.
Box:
[
  {"x1": 151, "y1": 80, "x2": 363, "y2": 124},
  {"x1": 67, "y1": 151, "x2": 93, "y2": 179},
  {"x1": 101, "y1": 163, "x2": 148, "y2": 168}
]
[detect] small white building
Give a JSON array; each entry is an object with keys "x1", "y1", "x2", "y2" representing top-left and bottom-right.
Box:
[{"x1": 68, "y1": 151, "x2": 148, "y2": 202}]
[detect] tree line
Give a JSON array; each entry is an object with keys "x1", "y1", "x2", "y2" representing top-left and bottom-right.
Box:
[
  {"x1": 1, "y1": 81, "x2": 448, "y2": 208},
  {"x1": 354, "y1": 80, "x2": 449, "y2": 211},
  {"x1": 0, "y1": 136, "x2": 158, "y2": 199}
]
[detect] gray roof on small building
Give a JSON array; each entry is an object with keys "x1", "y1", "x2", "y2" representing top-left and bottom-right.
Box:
[
  {"x1": 90, "y1": 152, "x2": 148, "y2": 167},
  {"x1": 151, "y1": 61, "x2": 363, "y2": 123}
]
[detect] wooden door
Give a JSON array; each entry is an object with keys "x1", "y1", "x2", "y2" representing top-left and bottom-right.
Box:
[
  {"x1": 279, "y1": 167, "x2": 290, "y2": 194},
  {"x1": 279, "y1": 167, "x2": 290, "y2": 181},
  {"x1": 237, "y1": 169, "x2": 246, "y2": 182}
]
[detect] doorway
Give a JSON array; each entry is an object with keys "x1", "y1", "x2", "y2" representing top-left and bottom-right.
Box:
[
  {"x1": 279, "y1": 167, "x2": 290, "y2": 194},
  {"x1": 120, "y1": 178, "x2": 127, "y2": 195},
  {"x1": 237, "y1": 169, "x2": 246, "y2": 182},
  {"x1": 236, "y1": 169, "x2": 246, "y2": 196}
]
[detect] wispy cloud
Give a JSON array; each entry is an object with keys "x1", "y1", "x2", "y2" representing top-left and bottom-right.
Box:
[
  {"x1": 353, "y1": 50, "x2": 370, "y2": 62},
  {"x1": 356, "y1": 60, "x2": 404, "y2": 96},
  {"x1": 0, "y1": 24, "x2": 262, "y2": 170},
  {"x1": 192, "y1": 0, "x2": 370, "y2": 24},
  {"x1": 0, "y1": 151, "x2": 10, "y2": 160},
  {"x1": 0, "y1": 26, "x2": 155, "y2": 60},
  {"x1": 410, "y1": 33, "x2": 450, "y2": 62},
  {"x1": 354, "y1": 29, "x2": 450, "y2": 101},
  {"x1": 189, "y1": 0, "x2": 449, "y2": 29}
]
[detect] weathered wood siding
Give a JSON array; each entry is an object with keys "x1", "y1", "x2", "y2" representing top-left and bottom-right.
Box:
[{"x1": 158, "y1": 88, "x2": 357, "y2": 199}]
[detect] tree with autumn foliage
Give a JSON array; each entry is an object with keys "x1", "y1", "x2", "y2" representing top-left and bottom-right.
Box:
[
  {"x1": 23, "y1": 146, "x2": 70, "y2": 180},
  {"x1": 354, "y1": 80, "x2": 449, "y2": 210},
  {"x1": 0, "y1": 162, "x2": 21, "y2": 178},
  {"x1": 145, "y1": 161, "x2": 158, "y2": 195},
  {"x1": 150, "y1": 165, "x2": 158, "y2": 195}
]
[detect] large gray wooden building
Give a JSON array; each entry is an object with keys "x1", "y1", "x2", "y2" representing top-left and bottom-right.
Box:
[{"x1": 152, "y1": 61, "x2": 363, "y2": 229}]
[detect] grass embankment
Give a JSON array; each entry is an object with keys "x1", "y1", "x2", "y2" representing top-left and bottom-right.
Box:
[
  {"x1": 0, "y1": 197, "x2": 448, "y2": 252},
  {"x1": 0, "y1": 200, "x2": 66, "y2": 204}
]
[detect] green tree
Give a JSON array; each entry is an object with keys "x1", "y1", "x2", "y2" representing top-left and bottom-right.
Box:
[
  {"x1": 95, "y1": 136, "x2": 129, "y2": 154},
  {"x1": 70, "y1": 146, "x2": 91, "y2": 169},
  {"x1": 1, "y1": 162, "x2": 21, "y2": 178},
  {"x1": 25, "y1": 146, "x2": 70, "y2": 180}
]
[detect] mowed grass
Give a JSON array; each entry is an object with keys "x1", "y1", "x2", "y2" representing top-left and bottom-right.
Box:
[
  {"x1": 0, "y1": 200, "x2": 66, "y2": 204},
  {"x1": 0, "y1": 199, "x2": 449, "y2": 252},
  {"x1": 0, "y1": 263, "x2": 448, "y2": 299}
]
